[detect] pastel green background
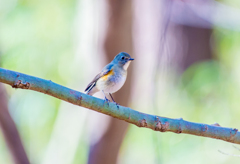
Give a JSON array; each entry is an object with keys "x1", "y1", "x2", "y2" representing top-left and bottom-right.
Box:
[{"x1": 1, "y1": 0, "x2": 240, "y2": 163}]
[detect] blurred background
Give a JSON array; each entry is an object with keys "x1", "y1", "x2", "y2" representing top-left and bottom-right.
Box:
[{"x1": 1, "y1": 0, "x2": 240, "y2": 163}]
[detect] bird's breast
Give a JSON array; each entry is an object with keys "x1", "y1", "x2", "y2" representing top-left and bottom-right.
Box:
[{"x1": 96, "y1": 70, "x2": 127, "y2": 93}]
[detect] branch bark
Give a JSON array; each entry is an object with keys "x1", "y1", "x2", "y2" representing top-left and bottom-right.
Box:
[{"x1": 0, "y1": 68, "x2": 240, "y2": 144}]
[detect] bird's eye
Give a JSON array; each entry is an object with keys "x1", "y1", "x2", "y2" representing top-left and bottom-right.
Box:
[{"x1": 121, "y1": 57, "x2": 125, "y2": 60}]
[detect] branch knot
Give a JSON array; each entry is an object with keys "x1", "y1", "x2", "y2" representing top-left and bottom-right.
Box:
[
  {"x1": 139, "y1": 119, "x2": 147, "y2": 127},
  {"x1": 154, "y1": 121, "x2": 170, "y2": 132},
  {"x1": 13, "y1": 80, "x2": 30, "y2": 89},
  {"x1": 155, "y1": 121, "x2": 162, "y2": 131},
  {"x1": 201, "y1": 125, "x2": 208, "y2": 133},
  {"x1": 176, "y1": 118, "x2": 183, "y2": 134},
  {"x1": 229, "y1": 128, "x2": 238, "y2": 141}
]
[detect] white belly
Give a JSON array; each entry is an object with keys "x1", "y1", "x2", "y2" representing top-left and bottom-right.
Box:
[{"x1": 96, "y1": 74, "x2": 126, "y2": 93}]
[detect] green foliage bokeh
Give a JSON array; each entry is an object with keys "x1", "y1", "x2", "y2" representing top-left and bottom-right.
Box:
[{"x1": 1, "y1": 0, "x2": 240, "y2": 164}]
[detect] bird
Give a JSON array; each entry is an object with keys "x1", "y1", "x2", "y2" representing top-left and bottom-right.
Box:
[{"x1": 85, "y1": 52, "x2": 134, "y2": 103}]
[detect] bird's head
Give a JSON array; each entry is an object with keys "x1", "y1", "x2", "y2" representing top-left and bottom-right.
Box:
[{"x1": 113, "y1": 52, "x2": 134, "y2": 70}]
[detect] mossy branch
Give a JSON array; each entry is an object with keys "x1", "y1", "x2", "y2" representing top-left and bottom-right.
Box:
[{"x1": 0, "y1": 67, "x2": 239, "y2": 144}]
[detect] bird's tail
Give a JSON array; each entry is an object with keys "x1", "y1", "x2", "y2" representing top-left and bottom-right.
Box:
[{"x1": 86, "y1": 85, "x2": 98, "y2": 96}]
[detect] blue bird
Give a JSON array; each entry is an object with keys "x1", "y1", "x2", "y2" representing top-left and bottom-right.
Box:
[{"x1": 85, "y1": 52, "x2": 134, "y2": 103}]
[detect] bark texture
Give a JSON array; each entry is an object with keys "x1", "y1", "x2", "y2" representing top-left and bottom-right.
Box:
[{"x1": 0, "y1": 68, "x2": 239, "y2": 145}]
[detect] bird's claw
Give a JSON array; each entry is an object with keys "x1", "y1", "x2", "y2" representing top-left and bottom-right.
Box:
[
  {"x1": 114, "y1": 102, "x2": 120, "y2": 109},
  {"x1": 104, "y1": 98, "x2": 110, "y2": 105},
  {"x1": 104, "y1": 97, "x2": 119, "y2": 108}
]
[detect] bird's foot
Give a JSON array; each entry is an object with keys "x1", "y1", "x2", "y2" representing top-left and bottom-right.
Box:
[
  {"x1": 104, "y1": 98, "x2": 110, "y2": 105},
  {"x1": 114, "y1": 102, "x2": 120, "y2": 109}
]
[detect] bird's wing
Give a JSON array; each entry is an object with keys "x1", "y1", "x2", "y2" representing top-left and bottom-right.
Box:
[{"x1": 84, "y1": 64, "x2": 113, "y2": 92}]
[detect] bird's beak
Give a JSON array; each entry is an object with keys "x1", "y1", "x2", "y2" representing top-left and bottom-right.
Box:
[{"x1": 129, "y1": 58, "x2": 134, "y2": 61}]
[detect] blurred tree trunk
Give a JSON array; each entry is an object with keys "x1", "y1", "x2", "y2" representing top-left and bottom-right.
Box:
[
  {"x1": 179, "y1": 26, "x2": 212, "y2": 70},
  {"x1": 87, "y1": 0, "x2": 133, "y2": 164},
  {"x1": 0, "y1": 84, "x2": 30, "y2": 164},
  {"x1": 163, "y1": 1, "x2": 213, "y2": 71}
]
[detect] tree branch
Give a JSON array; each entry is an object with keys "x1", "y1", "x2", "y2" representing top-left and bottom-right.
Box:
[{"x1": 0, "y1": 67, "x2": 239, "y2": 144}]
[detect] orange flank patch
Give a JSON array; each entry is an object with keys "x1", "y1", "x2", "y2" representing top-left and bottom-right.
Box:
[{"x1": 101, "y1": 69, "x2": 114, "y2": 81}]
